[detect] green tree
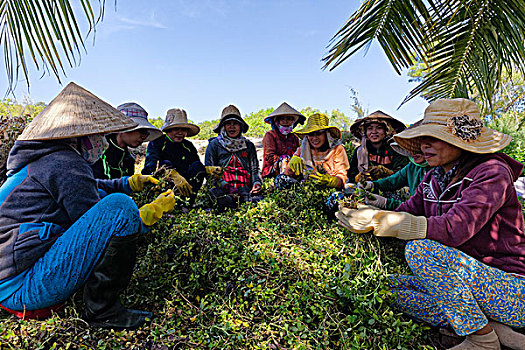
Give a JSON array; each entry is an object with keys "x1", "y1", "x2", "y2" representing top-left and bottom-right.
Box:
[
  {"x1": 323, "y1": 0, "x2": 525, "y2": 112},
  {"x1": 0, "y1": 1, "x2": 105, "y2": 93}
]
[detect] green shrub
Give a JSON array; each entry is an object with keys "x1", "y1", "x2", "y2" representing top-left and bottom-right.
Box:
[
  {"x1": 0, "y1": 181, "x2": 437, "y2": 349},
  {"x1": 488, "y1": 112, "x2": 525, "y2": 171}
]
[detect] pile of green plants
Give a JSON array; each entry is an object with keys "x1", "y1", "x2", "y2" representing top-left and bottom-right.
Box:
[{"x1": 0, "y1": 181, "x2": 439, "y2": 349}]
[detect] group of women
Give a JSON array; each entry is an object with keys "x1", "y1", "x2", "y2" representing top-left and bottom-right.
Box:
[{"x1": 0, "y1": 82, "x2": 523, "y2": 350}]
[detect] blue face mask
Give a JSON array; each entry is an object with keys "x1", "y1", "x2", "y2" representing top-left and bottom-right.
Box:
[{"x1": 278, "y1": 125, "x2": 293, "y2": 135}]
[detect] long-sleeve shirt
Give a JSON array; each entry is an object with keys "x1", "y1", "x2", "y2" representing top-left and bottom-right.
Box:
[
  {"x1": 373, "y1": 160, "x2": 430, "y2": 210},
  {"x1": 261, "y1": 130, "x2": 300, "y2": 178},
  {"x1": 283, "y1": 144, "x2": 350, "y2": 186},
  {"x1": 142, "y1": 135, "x2": 201, "y2": 176},
  {"x1": 204, "y1": 137, "x2": 262, "y2": 188},
  {"x1": 396, "y1": 153, "x2": 525, "y2": 276}
]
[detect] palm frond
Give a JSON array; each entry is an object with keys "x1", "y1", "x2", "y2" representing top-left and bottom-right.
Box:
[
  {"x1": 0, "y1": 0, "x2": 104, "y2": 94},
  {"x1": 325, "y1": 0, "x2": 525, "y2": 113}
]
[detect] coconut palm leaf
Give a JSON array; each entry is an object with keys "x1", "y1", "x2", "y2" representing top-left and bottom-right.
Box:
[
  {"x1": 324, "y1": 0, "x2": 525, "y2": 112},
  {"x1": 0, "y1": 0, "x2": 104, "y2": 94}
]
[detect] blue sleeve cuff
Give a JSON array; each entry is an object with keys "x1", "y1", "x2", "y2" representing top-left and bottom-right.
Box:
[{"x1": 122, "y1": 176, "x2": 132, "y2": 195}]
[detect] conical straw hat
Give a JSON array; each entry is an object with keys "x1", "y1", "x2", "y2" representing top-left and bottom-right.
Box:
[
  {"x1": 265, "y1": 102, "x2": 306, "y2": 125},
  {"x1": 18, "y1": 82, "x2": 137, "y2": 140}
]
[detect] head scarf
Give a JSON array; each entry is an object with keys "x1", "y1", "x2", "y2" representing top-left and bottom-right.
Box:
[
  {"x1": 217, "y1": 126, "x2": 247, "y2": 153},
  {"x1": 79, "y1": 134, "x2": 109, "y2": 164}
]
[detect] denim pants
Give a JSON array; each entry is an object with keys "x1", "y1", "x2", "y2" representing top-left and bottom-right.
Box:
[
  {"x1": 390, "y1": 239, "x2": 525, "y2": 336},
  {"x1": 1, "y1": 193, "x2": 142, "y2": 310}
]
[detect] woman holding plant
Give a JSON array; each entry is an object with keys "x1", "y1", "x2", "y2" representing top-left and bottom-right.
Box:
[
  {"x1": 336, "y1": 98, "x2": 525, "y2": 350},
  {"x1": 205, "y1": 105, "x2": 263, "y2": 211},
  {"x1": 276, "y1": 113, "x2": 349, "y2": 190},
  {"x1": 261, "y1": 102, "x2": 305, "y2": 178},
  {"x1": 347, "y1": 111, "x2": 408, "y2": 182},
  {"x1": 0, "y1": 83, "x2": 175, "y2": 330}
]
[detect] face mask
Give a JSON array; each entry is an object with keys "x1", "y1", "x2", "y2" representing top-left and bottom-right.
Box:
[
  {"x1": 278, "y1": 125, "x2": 293, "y2": 135},
  {"x1": 79, "y1": 134, "x2": 109, "y2": 164}
]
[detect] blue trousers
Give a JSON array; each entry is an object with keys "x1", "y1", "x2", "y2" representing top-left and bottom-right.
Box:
[{"x1": 1, "y1": 193, "x2": 142, "y2": 310}]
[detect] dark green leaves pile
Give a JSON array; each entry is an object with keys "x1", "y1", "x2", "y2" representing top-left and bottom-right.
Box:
[{"x1": 1, "y1": 182, "x2": 438, "y2": 349}]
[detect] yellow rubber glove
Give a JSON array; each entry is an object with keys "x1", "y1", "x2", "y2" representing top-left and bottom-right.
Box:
[
  {"x1": 128, "y1": 174, "x2": 159, "y2": 192},
  {"x1": 288, "y1": 155, "x2": 304, "y2": 175},
  {"x1": 205, "y1": 166, "x2": 223, "y2": 178},
  {"x1": 309, "y1": 172, "x2": 340, "y2": 188},
  {"x1": 166, "y1": 169, "x2": 193, "y2": 197},
  {"x1": 336, "y1": 208, "x2": 427, "y2": 240},
  {"x1": 139, "y1": 190, "x2": 176, "y2": 226}
]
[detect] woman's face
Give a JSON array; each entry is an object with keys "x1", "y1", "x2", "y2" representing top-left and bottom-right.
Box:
[
  {"x1": 224, "y1": 120, "x2": 242, "y2": 138},
  {"x1": 166, "y1": 128, "x2": 188, "y2": 143},
  {"x1": 307, "y1": 130, "x2": 327, "y2": 149},
  {"x1": 419, "y1": 136, "x2": 463, "y2": 171},
  {"x1": 365, "y1": 123, "x2": 387, "y2": 144},
  {"x1": 119, "y1": 129, "x2": 148, "y2": 148},
  {"x1": 411, "y1": 152, "x2": 426, "y2": 164},
  {"x1": 277, "y1": 116, "x2": 295, "y2": 127}
]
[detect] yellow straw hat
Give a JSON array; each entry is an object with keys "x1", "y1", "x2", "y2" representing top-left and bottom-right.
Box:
[
  {"x1": 293, "y1": 113, "x2": 341, "y2": 139},
  {"x1": 18, "y1": 82, "x2": 137, "y2": 140},
  {"x1": 394, "y1": 98, "x2": 511, "y2": 154},
  {"x1": 161, "y1": 108, "x2": 200, "y2": 137}
]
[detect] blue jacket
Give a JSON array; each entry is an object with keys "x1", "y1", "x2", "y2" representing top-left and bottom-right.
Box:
[
  {"x1": 204, "y1": 137, "x2": 262, "y2": 187},
  {"x1": 0, "y1": 140, "x2": 132, "y2": 282}
]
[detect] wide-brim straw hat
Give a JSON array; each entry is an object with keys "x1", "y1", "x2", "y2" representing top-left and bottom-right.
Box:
[
  {"x1": 294, "y1": 113, "x2": 342, "y2": 139},
  {"x1": 213, "y1": 104, "x2": 249, "y2": 134},
  {"x1": 264, "y1": 102, "x2": 306, "y2": 126},
  {"x1": 117, "y1": 102, "x2": 162, "y2": 142},
  {"x1": 394, "y1": 98, "x2": 511, "y2": 154},
  {"x1": 18, "y1": 82, "x2": 137, "y2": 140},
  {"x1": 161, "y1": 108, "x2": 200, "y2": 137},
  {"x1": 350, "y1": 110, "x2": 406, "y2": 139}
]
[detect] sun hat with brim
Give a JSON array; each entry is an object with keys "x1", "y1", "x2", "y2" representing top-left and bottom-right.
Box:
[
  {"x1": 394, "y1": 98, "x2": 512, "y2": 155},
  {"x1": 264, "y1": 102, "x2": 306, "y2": 126},
  {"x1": 293, "y1": 113, "x2": 342, "y2": 139},
  {"x1": 213, "y1": 104, "x2": 249, "y2": 134},
  {"x1": 161, "y1": 108, "x2": 200, "y2": 137},
  {"x1": 18, "y1": 82, "x2": 137, "y2": 140},
  {"x1": 117, "y1": 102, "x2": 162, "y2": 142},
  {"x1": 350, "y1": 110, "x2": 406, "y2": 139}
]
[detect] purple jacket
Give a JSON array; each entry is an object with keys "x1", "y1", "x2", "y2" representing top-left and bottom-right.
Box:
[{"x1": 397, "y1": 153, "x2": 525, "y2": 275}]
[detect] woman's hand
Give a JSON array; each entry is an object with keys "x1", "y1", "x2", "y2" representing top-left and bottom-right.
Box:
[{"x1": 128, "y1": 174, "x2": 159, "y2": 192}]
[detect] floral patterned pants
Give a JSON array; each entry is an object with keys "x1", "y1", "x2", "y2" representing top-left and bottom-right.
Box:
[{"x1": 389, "y1": 239, "x2": 525, "y2": 336}]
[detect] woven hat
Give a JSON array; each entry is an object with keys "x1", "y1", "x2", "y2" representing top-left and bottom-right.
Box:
[
  {"x1": 350, "y1": 110, "x2": 406, "y2": 139},
  {"x1": 161, "y1": 108, "x2": 200, "y2": 137},
  {"x1": 264, "y1": 102, "x2": 306, "y2": 126},
  {"x1": 394, "y1": 98, "x2": 511, "y2": 154},
  {"x1": 18, "y1": 82, "x2": 137, "y2": 140},
  {"x1": 213, "y1": 104, "x2": 249, "y2": 134},
  {"x1": 117, "y1": 102, "x2": 162, "y2": 142},
  {"x1": 293, "y1": 113, "x2": 342, "y2": 139}
]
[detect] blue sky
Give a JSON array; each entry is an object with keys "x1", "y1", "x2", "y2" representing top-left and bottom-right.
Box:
[{"x1": 1, "y1": 0, "x2": 428, "y2": 124}]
